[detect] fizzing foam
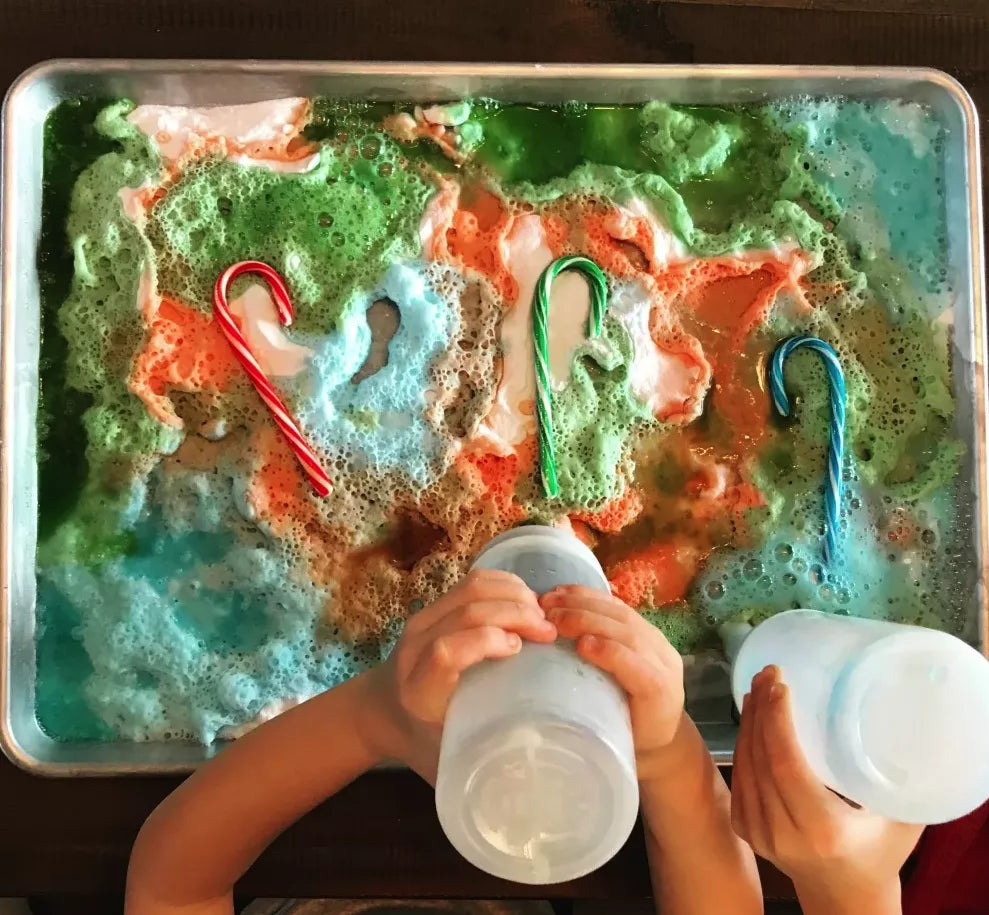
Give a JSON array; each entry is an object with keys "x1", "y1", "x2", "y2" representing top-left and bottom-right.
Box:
[{"x1": 35, "y1": 95, "x2": 968, "y2": 743}]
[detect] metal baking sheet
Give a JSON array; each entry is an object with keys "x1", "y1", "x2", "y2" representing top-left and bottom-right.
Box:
[{"x1": 2, "y1": 60, "x2": 985, "y2": 775}]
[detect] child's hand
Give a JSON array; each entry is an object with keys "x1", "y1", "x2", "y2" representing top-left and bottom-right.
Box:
[
  {"x1": 732, "y1": 665, "x2": 923, "y2": 915},
  {"x1": 540, "y1": 586, "x2": 685, "y2": 775},
  {"x1": 365, "y1": 569, "x2": 557, "y2": 780}
]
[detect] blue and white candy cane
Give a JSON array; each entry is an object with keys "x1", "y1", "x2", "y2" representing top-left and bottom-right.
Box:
[{"x1": 768, "y1": 335, "x2": 847, "y2": 565}]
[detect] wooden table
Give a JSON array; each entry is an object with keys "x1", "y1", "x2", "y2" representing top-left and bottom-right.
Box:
[
  {"x1": 0, "y1": 761, "x2": 799, "y2": 910},
  {"x1": 0, "y1": 0, "x2": 985, "y2": 909}
]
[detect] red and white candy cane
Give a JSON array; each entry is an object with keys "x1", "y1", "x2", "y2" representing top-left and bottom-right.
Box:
[{"x1": 213, "y1": 260, "x2": 332, "y2": 497}]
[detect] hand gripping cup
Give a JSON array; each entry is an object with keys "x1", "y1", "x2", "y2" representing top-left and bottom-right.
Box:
[
  {"x1": 435, "y1": 526, "x2": 639, "y2": 884},
  {"x1": 731, "y1": 609, "x2": 989, "y2": 825}
]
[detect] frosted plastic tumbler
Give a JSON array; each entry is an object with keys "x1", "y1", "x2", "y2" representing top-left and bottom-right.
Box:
[
  {"x1": 732, "y1": 609, "x2": 989, "y2": 824},
  {"x1": 435, "y1": 525, "x2": 639, "y2": 884}
]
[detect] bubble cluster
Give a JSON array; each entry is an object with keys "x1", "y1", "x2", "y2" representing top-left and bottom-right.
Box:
[
  {"x1": 769, "y1": 97, "x2": 952, "y2": 300},
  {"x1": 549, "y1": 316, "x2": 655, "y2": 508},
  {"x1": 34, "y1": 450, "x2": 405, "y2": 743},
  {"x1": 640, "y1": 102, "x2": 742, "y2": 184},
  {"x1": 144, "y1": 131, "x2": 431, "y2": 333}
]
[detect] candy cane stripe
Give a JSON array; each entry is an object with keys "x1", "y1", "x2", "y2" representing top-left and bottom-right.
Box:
[
  {"x1": 532, "y1": 256, "x2": 609, "y2": 498},
  {"x1": 213, "y1": 261, "x2": 332, "y2": 497},
  {"x1": 768, "y1": 334, "x2": 847, "y2": 564}
]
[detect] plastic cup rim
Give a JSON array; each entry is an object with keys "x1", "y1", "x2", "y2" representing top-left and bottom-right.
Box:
[{"x1": 471, "y1": 524, "x2": 610, "y2": 592}]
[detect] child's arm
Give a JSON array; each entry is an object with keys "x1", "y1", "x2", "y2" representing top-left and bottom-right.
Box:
[
  {"x1": 731, "y1": 665, "x2": 923, "y2": 915},
  {"x1": 126, "y1": 569, "x2": 556, "y2": 915},
  {"x1": 542, "y1": 586, "x2": 762, "y2": 915}
]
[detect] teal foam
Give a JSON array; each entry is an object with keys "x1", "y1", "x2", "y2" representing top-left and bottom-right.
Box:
[
  {"x1": 39, "y1": 465, "x2": 395, "y2": 742},
  {"x1": 694, "y1": 479, "x2": 966, "y2": 634},
  {"x1": 770, "y1": 99, "x2": 950, "y2": 304},
  {"x1": 292, "y1": 261, "x2": 458, "y2": 486}
]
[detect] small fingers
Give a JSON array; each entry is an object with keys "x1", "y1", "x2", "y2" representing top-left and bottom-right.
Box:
[
  {"x1": 745, "y1": 666, "x2": 817, "y2": 860},
  {"x1": 541, "y1": 586, "x2": 632, "y2": 622},
  {"x1": 576, "y1": 635, "x2": 672, "y2": 700},
  {"x1": 408, "y1": 625, "x2": 523, "y2": 704},
  {"x1": 544, "y1": 590, "x2": 680, "y2": 672},
  {"x1": 749, "y1": 668, "x2": 774, "y2": 779},
  {"x1": 547, "y1": 607, "x2": 636, "y2": 650},
  {"x1": 749, "y1": 667, "x2": 791, "y2": 834},
  {"x1": 440, "y1": 599, "x2": 557, "y2": 644},
  {"x1": 409, "y1": 570, "x2": 536, "y2": 634}
]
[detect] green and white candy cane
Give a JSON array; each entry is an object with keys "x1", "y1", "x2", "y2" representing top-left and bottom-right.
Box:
[{"x1": 532, "y1": 255, "x2": 609, "y2": 498}]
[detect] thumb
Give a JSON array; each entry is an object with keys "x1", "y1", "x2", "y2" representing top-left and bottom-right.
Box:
[{"x1": 757, "y1": 667, "x2": 835, "y2": 826}]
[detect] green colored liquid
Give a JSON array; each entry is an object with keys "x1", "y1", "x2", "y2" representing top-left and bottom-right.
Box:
[
  {"x1": 473, "y1": 104, "x2": 656, "y2": 183},
  {"x1": 470, "y1": 101, "x2": 820, "y2": 238},
  {"x1": 36, "y1": 98, "x2": 116, "y2": 540}
]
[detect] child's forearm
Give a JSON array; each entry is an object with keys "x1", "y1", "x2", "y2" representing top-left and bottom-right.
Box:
[
  {"x1": 639, "y1": 715, "x2": 763, "y2": 915},
  {"x1": 126, "y1": 669, "x2": 398, "y2": 914}
]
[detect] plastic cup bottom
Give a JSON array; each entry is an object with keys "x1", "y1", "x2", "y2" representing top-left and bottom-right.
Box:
[{"x1": 436, "y1": 715, "x2": 639, "y2": 885}]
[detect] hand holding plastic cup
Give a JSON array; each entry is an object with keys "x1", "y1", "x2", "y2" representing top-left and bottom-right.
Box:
[
  {"x1": 731, "y1": 609, "x2": 989, "y2": 824},
  {"x1": 435, "y1": 525, "x2": 639, "y2": 885}
]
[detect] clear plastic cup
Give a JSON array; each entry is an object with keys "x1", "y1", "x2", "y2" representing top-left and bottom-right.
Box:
[
  {"x1": 435, "y1": 525, "x2": 639, "y2": 884},
  {"x1": 731, "y1": 609, "x2": 989, "y2": 824}
]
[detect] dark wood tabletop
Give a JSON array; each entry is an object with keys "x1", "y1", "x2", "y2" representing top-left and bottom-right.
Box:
[
  {"x1": 0, "y1": 0, "x2": 986, "y2": 909},
  {"x1": 0, "y1": 760, "x2": 799, "y2": 907}
]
